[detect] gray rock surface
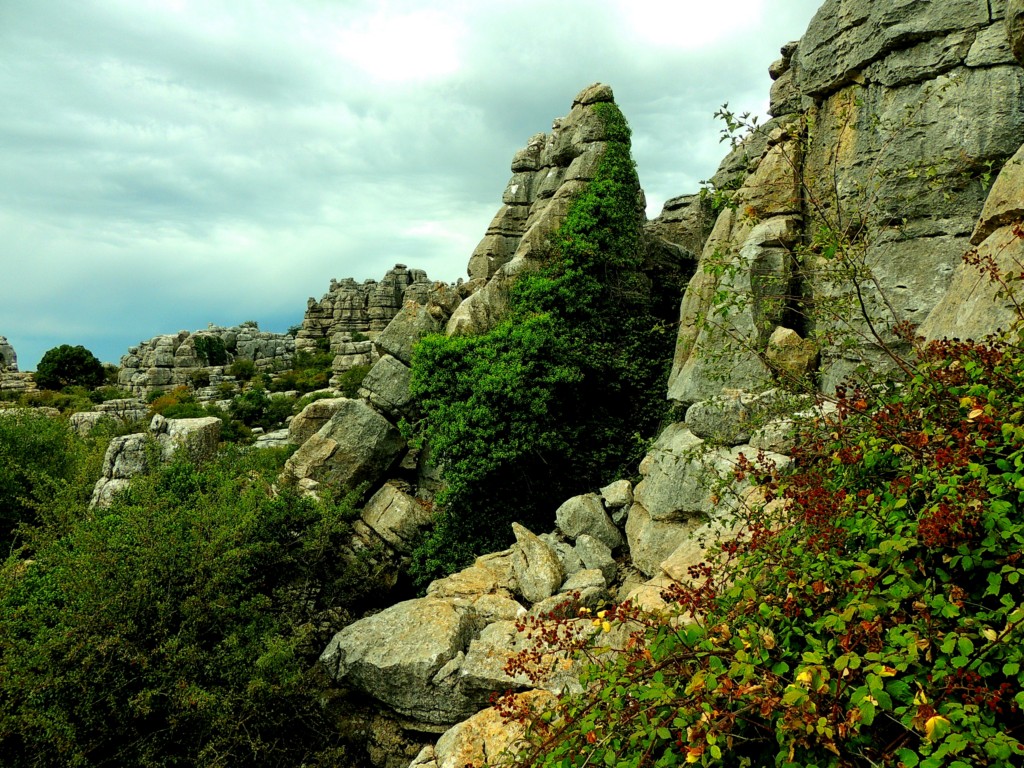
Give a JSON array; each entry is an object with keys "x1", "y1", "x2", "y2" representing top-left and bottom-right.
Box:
[
  {"x1": 510, "y1": 523, "x2": 564, "y2": 605},
  {"x1": 280, "y1": 398, "x2": 404, "y2": 494},
  {"x1": 319, "y1": 598, "x2": 478, "y2": 724},
  {"x1": 288, "y1": 397, "x2": 348, "y2": 446},
  {"x1": 0, "y1": 336, "x2": 17, "y2": 372},
  {"x1": 554, "y1": 493, "x2": 623, "y2": 550},
  {"x1": 361, "y1": 483, "x2": 434, "y2": 554},
  {"x1": 376, "y1": 306, "x2": 442, "y2": 366},
  {"x1": 359, "y1": 355, "x2": 413, "y2": 418}
]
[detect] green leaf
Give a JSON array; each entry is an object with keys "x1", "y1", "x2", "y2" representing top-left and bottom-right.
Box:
[{"x1": 896, "y1": 748, "x2": 920, "y2": 767}]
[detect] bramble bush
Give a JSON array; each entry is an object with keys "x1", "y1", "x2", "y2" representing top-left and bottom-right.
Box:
[
  {"x1": 0, "y1": 445, "x2": 375, "y2": 767},
  {"x1": 406, "y1": 101, "x2": 677, "y2": 587},
  {"x1": 500, "y1": 330, "x2": 1024, "y2": 768}
]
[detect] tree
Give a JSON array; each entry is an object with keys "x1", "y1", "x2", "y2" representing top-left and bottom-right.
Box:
[{"x1": 34, "y1": 344, "x2": 105, "y2": 390}]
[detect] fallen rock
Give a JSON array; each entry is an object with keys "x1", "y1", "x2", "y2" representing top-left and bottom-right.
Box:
[
  {"x1": 554, "y1": 493, "x2": 623, "y2": 550},
  {"x1": 319, "y1": 598, "x2": 478, "y2": 725},
  {"x1": 510, "y1": 523, "x2": 564, "y2": 604},
  {"x1": 361, "y1": 483, "x2": 434, "y2": 554}
]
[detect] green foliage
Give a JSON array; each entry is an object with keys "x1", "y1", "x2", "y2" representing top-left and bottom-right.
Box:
[
  {"x1": 407, "y1": 102, "x2": 673, "y2": 585},
  {"x1": 270, "y1": 351, "x2": 335, "y2": 394},
  {"x1": 334, "y1": 363, "x2": 370, "y2": 398},
  {"x1": 228, "y1": 357, "x2": 256, "y2": 381},
  {"x1": 229, "y1": 385, "x2": 293, "y2": 430},
  {"x1": 0, "y1": 410, "x2": 92, "y2": 553},
  {"x1": 34, "y1": 344, "x2": 105, "y2": 391},
  {"x1": 192, "y1": 335, "x2": 228, "y2": 367},
  {"x1": 507, "y1": 336, "x2": 1024, "y2": 768},
  {"x1": 0, "y1": 445, "x2": 372, "y2": 766}
]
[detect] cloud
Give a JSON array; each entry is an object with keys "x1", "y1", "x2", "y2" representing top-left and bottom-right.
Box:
[{"x1": 0, "y1": 0, "x2": 823, "y2": 369}]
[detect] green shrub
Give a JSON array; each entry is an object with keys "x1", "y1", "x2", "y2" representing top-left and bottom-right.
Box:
[
  {"x1": 407, "y1": 102, "x2": 674, "y2": 586},
  {"x1": 229, "y1": 386, "x2": 293, "y2": 430},
  {"x1": 228, "y1": 358, "x2": 256, "y2": 381},
  {"x1": 335, "y1": 364, "x2": 370, "y2": 398},
  {"x1": 34, "y1": 344, "x2": 105, "y2": 391},
  {"x1": 0, "y1": 410, "x2": 91, "y2": 552},
  {"x1": 0, "y1": 446, "x2": 373, "y2": 766},
  {"x1": 508, "y1": 334, "x2": 1024, "y2": 768},
  {"x1": 192, "y1": 335, "x2": 227, "y2": 366},
  {"x1": 148, "y1": 386, "x2": 196, "y2": 416}
]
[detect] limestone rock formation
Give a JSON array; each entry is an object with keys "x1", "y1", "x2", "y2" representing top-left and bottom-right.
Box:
[
  {"x1": 661, "y1": 0, "x2": 1024, "y2": 401},
  {"x1": 447, "y1": 84, "x2": 635, "y2": 336},
  {"x1": 117, "y1": 323, "x2": 295, "y2": 397},
  {"x1": 296, "y1": 265, "x2": 445, "y2": 354},
  {"x1": 0, "y1": 337, "x2": 17, "y2": 372},
  {"x1": 90, "y1": 415, "x2": 221, "y2": 507}
]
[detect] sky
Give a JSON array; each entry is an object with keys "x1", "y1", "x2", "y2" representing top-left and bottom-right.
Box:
[{"x1": 0, "y1": 0, "x2": 825, "y2": 370}]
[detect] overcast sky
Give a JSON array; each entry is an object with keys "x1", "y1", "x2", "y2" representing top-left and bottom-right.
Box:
[{"x1": 0, "y1": 0, "x2": 824, "y2": 370}]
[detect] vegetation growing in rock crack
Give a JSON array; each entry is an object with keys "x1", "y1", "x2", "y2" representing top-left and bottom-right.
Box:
[{"x1": 406, "y1": 101, "x2": 676, "y2": 587}]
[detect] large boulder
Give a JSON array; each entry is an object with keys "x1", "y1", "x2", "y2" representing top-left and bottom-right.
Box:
[
  {"x1": 361, "y1": 483, "x2": 434, "y2": 554},
  {"x1": 280, "y1": 398, "x2": 404, "y2": 494},
  {"x1": 0, "y1": 336, "x2": 17, "y2": 372},
  {"x1": 319, "y1": 597, "x2": 478, "y2": 725},
  {"x1": 288, "y1": 397, "x2": 348, "y2": 446},
  {"x1": 359, "y1": 355, "x2": 414, "y2": 417}
]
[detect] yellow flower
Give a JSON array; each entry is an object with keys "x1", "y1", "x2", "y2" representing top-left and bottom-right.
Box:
[{"x1": 602, "y1": 620, "x2": 612, "y2": 633}]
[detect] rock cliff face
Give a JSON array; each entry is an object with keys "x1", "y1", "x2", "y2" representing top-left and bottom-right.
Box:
[{"x1": 660, "y1": 0, "x2": 1024, "y2": 402}]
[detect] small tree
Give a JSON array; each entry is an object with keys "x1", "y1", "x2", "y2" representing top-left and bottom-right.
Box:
[{"x1": 34, "y1": 345, "x2": 105, "y2": 391}]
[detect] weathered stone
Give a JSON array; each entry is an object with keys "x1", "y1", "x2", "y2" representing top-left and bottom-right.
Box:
[
  {"x1": 797, "y1": 0, "x2": 991, "y2": 99},
  {"x1": 427, "y1": 690, "x2": 557, "y2": 768},
  {"x1": 288, "y1": 397, "x2": 347, "y2": 446},
  {"x1": 574, "y1": 533, "x2": 617, "y2": 585},
  {"x1": 510, "y1": 523, "x2": 564, "y2": 605},
  {"x1": 319, "y1": 598, "x2": 478, "y2": 725},
  {"x1": 1010, "y1": 0, "x2": 1024, "y2": 66},
  {"x1": 253, "y1": 428, "x2": 291, "y2": 449},
  {"x1": 0, "y1": 337, "x2": 17, "y2": 372},
  {"x1": 428, "y1": 565, "x2": 503, "y2": 602},
  {"x1": 554, "y1": 493, "x2": 623, "y2": 550},
  {"x1": 765, "y1": 327, "x2": 818, "y2": 384},
  {"x1": 542, "y1": 535, "x2": 584, "y2": 578},
  {"x1": 684, "y1": 388, "x2": 794, "y2": 446},
  {"x1": 561, "y1": 568, "x2": 607, "y2": 592},
  {"x1": 376, "y1": 303, "x2": 443, "y2": 365},
  {"x1": 359, "y1": 355, "x2": 413, "y2": 417},
  {"x1": 625, "y1": 503, "x2": 702, "y2": 579},
  {"x1": 361, "y1": 483, "x2": 434, "y2": 554},
  {"x1": 281, "y1": 398, "x2": 405, "y2": 494},
  {"x1": 155, "y1": 416, "x2": 221, "y2": 463},
  {"x1": 600, "y1": 479, "x2": 633, "y2": 510},
  {"x1": 966, "y1": 21, "x2": 1016, "y2": 67}
]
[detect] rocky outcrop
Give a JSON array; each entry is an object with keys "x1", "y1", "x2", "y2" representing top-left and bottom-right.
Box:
[
  {"x1": 661, "y1": 0, "x2": 1024, "y2": 402},
  {"x1": 0, "y1": 337, "x2": 17, "y2": 372},
  {"x1": 447, "y1": 84, "x2": 636, "y2": 336},
  {"x1": 117, "y1": 323, "x2": 295, "y2": 397},
  {"x1": 296, "y1": 265, "x2": 450, "y2": 354},
  {"x1": 90, "y1": 415, "x2": 221, "y2": 507},
  {"x1": 69, "y1": 398, "x2": 149, "y2": 435}
]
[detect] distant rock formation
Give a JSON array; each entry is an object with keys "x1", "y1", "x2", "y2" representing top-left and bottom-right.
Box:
[
  {"x1": 0, "y1": 337, "x2": 17, "y2": 372},
  {"x1": 117, "y1": 322, "x2": 295, "y2": 397}
]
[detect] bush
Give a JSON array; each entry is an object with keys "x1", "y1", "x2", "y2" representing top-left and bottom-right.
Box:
[
  {"x1": 0, "y1": 410, "x2": 92, "y2": 552},
  {"x1": 148, "y1": 386, "x2": 195, "y2": 416},
  {"x1": 229, "y1": 386, "x2": 293, "y2": 431},
  {"x1": 335, "y1": 364, "x2": 370, "y2": 398},
  {"x1": 0, "y1": 446, "x2": 374, "y2": 766},
  {"x1": 507, "y1": 334, "x2": 1024, "y2": 768},
  {"x1": 34, "y1": 344, "x2": 105, "y2": 391},
  {"x1": 192, "y1": 335, "x2": 227, "y2": 366},
  {"x1": 228, "y1": 358, "x2": 256, "y2": 381}
]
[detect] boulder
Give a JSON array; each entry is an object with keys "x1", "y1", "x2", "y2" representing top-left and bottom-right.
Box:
[
  {"x1": 574, "y1": 534, "x2": 617, "y2": 585},
  {"x1": 510, "y1": 523, "x2": 564, "y2": 604},
  {"x1": 554, "y1": 493, "x2": 623, "y2": 550},
  {"x1": 625, "y1": 503, "x2": 703, "y2": 579},
  {"x1": 359, "y1": 354, "x2": 414, "y2": 417},
  {"x1": 599, "y1": 479, "x2": 633, "y2": 510},
  {"x1": 287, "y1": 397, "x2": 348, "y2": 446},
  {"x1": 154, "y1": 416, "x2": 221, "y2": 463},
  {"x1": 376, "y1": 303, "x2": 443, "y2": 365},
  {"x1": 422, "y1": 690, "x2": 557, "y2": 768},
  {"x1": 280, "y1": 398, "x2": 405, "y2": 494},
  {"x1": 319, "y1": 597, "x2": 478, "y2": 725},
  {"x1": 361, "y1": 483, "x2": 434, "y2": 554},
  {"x1": 1010, "y1": 0, "x2": 1024, "y2": 66},
  {"x1": 0, "y1": 336, "x2": 17, "y2": 372}
]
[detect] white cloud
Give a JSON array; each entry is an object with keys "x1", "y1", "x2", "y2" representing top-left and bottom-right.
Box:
[{"x1": 0, "y1": 0, "x2": 824, "y2": 368}]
